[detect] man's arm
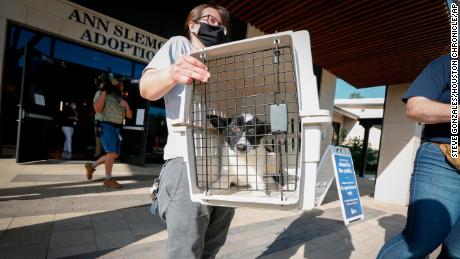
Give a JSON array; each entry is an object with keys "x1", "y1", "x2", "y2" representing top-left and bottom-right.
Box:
[
  {"x1": 139, "y1": 55, "x2": 210, "y2": 101},
  {"x1": 139, "y1": 68, "x2": 176, "y2": 101},
  {"x1": 120, "y1": 99, "x2": 132, "y2": 119},
  {"x1": 406, "y1": 96, "x2": 451, "y2": 124},
  {"x1": 93, "y1": 91, "x2": 106, "y2": 113}
]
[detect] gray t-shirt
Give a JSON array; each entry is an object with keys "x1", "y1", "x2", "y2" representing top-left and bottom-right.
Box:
[{"x1": 143, "y1": 36, "x2": 193, "y2": 160}]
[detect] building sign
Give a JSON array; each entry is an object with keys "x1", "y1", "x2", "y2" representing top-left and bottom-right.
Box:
[
  {"x1": 316, "y1": 145, "x2": 364, "y2": 225},
  {"x1": 61, "y1": 2, "x2": 166, "y2": 63},
  {"x1": 0, "y1": 0, "x2": 167, "y2": 63}
]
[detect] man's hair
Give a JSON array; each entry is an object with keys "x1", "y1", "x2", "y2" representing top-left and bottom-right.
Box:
[
  {"x1": 184, "y1": 3, "x2": 230, "y2": 40},
  {"x1": 95, "y1": 72, "x2": 121, "y2": 96}
]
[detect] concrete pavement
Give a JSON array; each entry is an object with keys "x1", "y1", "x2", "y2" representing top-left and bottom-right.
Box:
[{"x1": 0, "y1": 159, "x2": 440, "y2": 258}]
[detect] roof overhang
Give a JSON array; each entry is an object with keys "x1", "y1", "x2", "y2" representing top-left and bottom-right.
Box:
[
  {"x1": 217, "y1": 0, "x2": 450, "y2": 88},
  {"x1": 334, "y1": 106, "x2": 359, "y2": 120}
]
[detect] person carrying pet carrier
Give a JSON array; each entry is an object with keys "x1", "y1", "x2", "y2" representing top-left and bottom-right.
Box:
[{"x1": 139, "y1": 4, "x2": 234, "y2": 259}]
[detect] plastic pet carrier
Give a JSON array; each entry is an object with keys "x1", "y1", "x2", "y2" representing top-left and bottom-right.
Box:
[{"x1": 179, "y1": 31, "x2": 330, "y2": 210}]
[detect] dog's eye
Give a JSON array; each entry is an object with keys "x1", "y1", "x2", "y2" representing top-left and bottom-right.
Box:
[{"x1": 231, "y1": 127, "x2": 240, "y2": 133}]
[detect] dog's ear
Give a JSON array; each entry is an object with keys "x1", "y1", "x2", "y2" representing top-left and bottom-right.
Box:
[
  {"x1": 264, "y1": 124, "x2": 271, "y2": 134},
  {"x1": 207, "y1": 115, "x2": 228, "y2": 132},
  {"x1": 256, "y1": 120, "x2": 271, "y2": 135}
]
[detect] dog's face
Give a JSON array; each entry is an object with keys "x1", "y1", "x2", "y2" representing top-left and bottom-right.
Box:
[{"x1": 208, "y1": 114, "x2": 271, "y2": 154}]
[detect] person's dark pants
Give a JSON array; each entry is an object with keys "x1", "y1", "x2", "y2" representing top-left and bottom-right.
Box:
[
  {"x1": 377, "y1": 142, "x2": 460, "y2": 258},
  {"x1": 157, "y1": 158, "x2": 235, "y2": 259}
]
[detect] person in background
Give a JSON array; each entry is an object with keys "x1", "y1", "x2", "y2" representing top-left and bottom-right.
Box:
[
  {"x1": 61, "y1": 101, "x2": 78, "y2": 160},
  {"x1": 139, "y1": 4, "x2": 234, "y2": 258},
  {"x1": 377, "y1": 54, "x2": 460, "y2": 258},
  {"x1": 85, "y1": 74, "x2": 132, "y2": 189}
]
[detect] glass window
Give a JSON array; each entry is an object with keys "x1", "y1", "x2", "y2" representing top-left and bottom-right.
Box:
[
  {"x1": 9, "y1": 26, "x2": 34, "y2": 50},
  {"x1": 7, "y1": 26, "x2": 52, "y2": 67},
  {"x1": 11, "y1": 27, "x2": 51, "y2": 54},
  {"x1": 33, "y1": 37, "x2": 51, "y2": 55},
  {"x1": 133, "y1": 62, "x2": 146, "y2": 79},
  {"x1": 54, "y1": 40, "x2": 133, "y2": 77}
]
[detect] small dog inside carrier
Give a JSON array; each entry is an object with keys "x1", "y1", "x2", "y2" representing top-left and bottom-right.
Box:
[{"x1": 183, "y1": 31, "x2": 330, "y2": 210}]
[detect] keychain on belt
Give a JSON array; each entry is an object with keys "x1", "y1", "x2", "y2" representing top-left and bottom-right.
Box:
[{"x1": 149, "y1": 178, "x2": 160, "y2": 215}]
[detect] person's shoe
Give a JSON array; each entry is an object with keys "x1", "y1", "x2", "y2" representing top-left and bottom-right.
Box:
[
  {"x1": 103, "y1": 179, "x2": 122, "y2": 189},
  {"x1": 62, "y1": 152, "x2": 70, "y2": 160},
  {"x1": 85, "y1": 162, "x2": 95, "y2": 180}
]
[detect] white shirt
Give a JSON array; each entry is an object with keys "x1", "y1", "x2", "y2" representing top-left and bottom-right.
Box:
[{"x1": 143, "y1": 36, "x2": 193, "y2": 160}]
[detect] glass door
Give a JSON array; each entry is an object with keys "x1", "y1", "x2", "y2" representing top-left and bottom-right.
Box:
[
  {"x1": 119, "y1": 79, "x2": 149, "y2": 166},
  {"x1": 16, "y1": 44, "x2": 54, "y2": 163}
]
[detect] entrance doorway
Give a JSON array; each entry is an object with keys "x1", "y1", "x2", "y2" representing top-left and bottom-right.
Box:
[
  {"x1": 15, "y1": 44, "x2": 138, "y2": 163},
  {"x1": 1, "y1": 23, "x2": 166, "y2": 165}
]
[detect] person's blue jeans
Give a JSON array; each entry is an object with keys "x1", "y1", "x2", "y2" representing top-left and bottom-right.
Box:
[{"x1": 377, "y1": 142, "x2": 460, "y2": 259}]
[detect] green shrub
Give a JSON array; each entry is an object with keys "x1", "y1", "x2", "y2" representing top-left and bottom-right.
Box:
[{"x1": 339, "y1": 137, "x2": 379, "y2": 174}]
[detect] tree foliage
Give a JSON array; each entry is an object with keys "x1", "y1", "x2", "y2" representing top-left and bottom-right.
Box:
[{"x1": 340, "y1": 137, "x2": 379, "y2": 174}]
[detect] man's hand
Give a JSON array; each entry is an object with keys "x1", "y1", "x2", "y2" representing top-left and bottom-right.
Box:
[
  {"x1": 120, "y1": 99, "x2": 133, "y2": 119},
  {"x1": 139, "y1": 55, "x2": 211, "y2": 101},
  {"x1": 120, "y1": 99, "x2": 129, "y2": 109},
  {"x1": 171, "y1": 55, "x2": 210, "y2": 85}
]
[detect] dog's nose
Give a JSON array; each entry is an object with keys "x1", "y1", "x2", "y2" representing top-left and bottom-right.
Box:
[{"x1": 236, "y1": 144, "x2": 246, "y2": 152}]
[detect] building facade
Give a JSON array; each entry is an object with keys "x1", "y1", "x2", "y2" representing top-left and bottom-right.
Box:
[
  {"x1": 333, "y1": 98, "x2": 384, "y2": 149},
  {"x1": 0, "y1": 0, "x2": 247, "y2": 163}
]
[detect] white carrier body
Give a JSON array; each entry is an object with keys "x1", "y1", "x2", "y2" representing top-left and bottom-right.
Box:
[{"x1": 174, "y1": 30, "x2": 330, "y2": 210}]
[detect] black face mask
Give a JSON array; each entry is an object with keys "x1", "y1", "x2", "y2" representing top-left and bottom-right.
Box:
[{"x1": 196, "y1": 22, "x2": 226, "y2": 47}]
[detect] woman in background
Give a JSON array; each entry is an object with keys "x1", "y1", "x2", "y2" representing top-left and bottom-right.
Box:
[{"x1": 61, "y1": 101, "x2": 78, "y2": 159}]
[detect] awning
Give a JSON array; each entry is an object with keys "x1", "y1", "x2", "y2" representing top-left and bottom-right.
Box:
[{"x1": 217, "y1": 0, "x2": 451, "y2": 88}]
